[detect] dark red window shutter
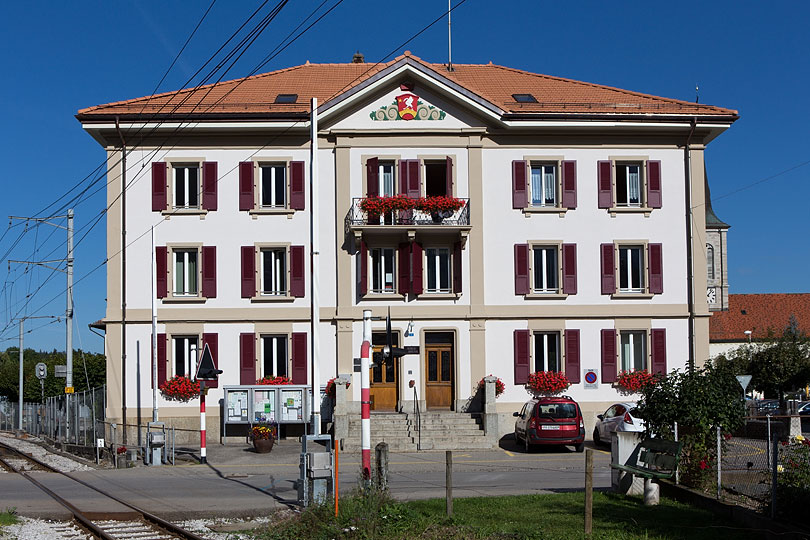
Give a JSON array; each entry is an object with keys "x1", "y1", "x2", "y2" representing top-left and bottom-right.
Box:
[
  {"x1": 562, "y1": 243, "x2": 577, "y2": 295},
  {"x1": 514, "y1": 244, "x2": 529, "y2": 295},
  {"x1": 156, "y1": 247, "x2": 168, "y2": 298},
  {"x1": 407, "y1": 160, "x2": 420, "y2": 198},
  {"x1": 453, "y1": 241, "x2": 462, "y2": 294},
  {"x1": 411, "y1": 243, "x2": 423, "y2": 295},
  {"x1": 290, "y1": 245, "x2": 305, "y2": 298},
  {"x1": 289, "y1": 161, "x2": 305, "y2": 210},
  {"x1": 201, "y1": 246, "x2": 217, "y2": 298},
  {"x1": 651, "y1": 329, "x2": 667, "y2": 375},
  {"x1": 202, "y1": 333, "x2": 219, "y2": 388},
  {"x1": 202, "y1": 161, "x2": 218, "y2": 211},
  {"x1": 648, "y1": 243, "x2": 663, "y2": 294},
  {"x1": 291, "y1": 332, "x2": 307, "y2": 384},
  {"x1": 366, "y1": 157, "x2": 379, "y2": 198},
  {"x1": 600, "y1": 243, "x2": 616, "y2": 295},
  {"x1": 155, "y1": 333, "x2": 167, "y2": 388},
  {"x1": 561, "y1": 160, "x2": 577, "y2": 209},
  {"x1": 597, "y1": 160, "x2": 613, "y2": 209},
  {"x1": 398, "y1": 242, "x2": 410, "y2": 295},
  {"x1": 398, "y1": 159, "x2": 408, "y2": 196},
  {"x1": 238, "y1": 161, "x2": 254, "y2": 211},
  {"x1": 512, "y1": 160, "x2": 527, "y2": 209},
  {"x1": 152, "y1": 162, "x2": 167, "y2": 212},
  {"x1": 240, "y1": 246, "x2": 255, "y2": 298},
  {"x1": 446, "y1": 156, "x2": 453, "y2": 196},
  {"x1": 514, "y1": 329, "x2": 530, "y2": 385},
  {"x1": 601, "y1": 329, "x2": 617, "y2": 383},
  {"x1": 240, "y1": 333, "x2": 256, "y2": 385},
  {"x1": 359, "y1": 240, "x2": 368, "y2": 296},
  {"x1": 646, "y1": 160, "x2": 662, "y2": 209},
  {"x1": 564, "y1": 329, "x2": 580, "y2": 383}
]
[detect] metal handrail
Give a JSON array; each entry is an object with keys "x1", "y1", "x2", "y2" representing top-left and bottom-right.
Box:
[
  {"x1": 345, "y1": 198, "x2": 470, "y2": 231},
  {"x1": 413, "y1": 386, "x2": 421, "y2": 451}
]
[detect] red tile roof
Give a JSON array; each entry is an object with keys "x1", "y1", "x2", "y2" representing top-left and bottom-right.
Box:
[
  {"x1": 710, "y1": 294, "x2": 810, "y2": 342},
  {"x1": 77, "y1": 52, "x2": 738, "y2": 121}
]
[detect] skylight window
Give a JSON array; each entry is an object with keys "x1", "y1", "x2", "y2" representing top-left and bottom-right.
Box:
[
  {"x1": 512, "y1": 93, "x2": 538, "y2": 103},
  {"x1": 275, "y1": 94, "x2": 298, "y2": 104}
]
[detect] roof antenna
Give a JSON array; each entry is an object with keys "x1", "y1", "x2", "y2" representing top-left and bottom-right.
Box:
[
  {"x1": 695, "y1": 83, "x2": 699, "y2": 104},
  {"x1": 447, "y1": 0, "x2": 454, "y2": 72}
]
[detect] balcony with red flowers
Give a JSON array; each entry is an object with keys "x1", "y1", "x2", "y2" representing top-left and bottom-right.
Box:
[{"x1": 345, "y1": 195, "x2": 471, "y2": 241}]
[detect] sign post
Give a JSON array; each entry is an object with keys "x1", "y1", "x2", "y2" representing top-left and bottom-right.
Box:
[{"x1": 195, "y1": 343, "x2": 222, "y2": 465}]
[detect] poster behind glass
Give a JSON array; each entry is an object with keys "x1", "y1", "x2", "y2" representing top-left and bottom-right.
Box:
[
  {"x1": 227, "y1": 390, "x2": 249, "y2": 423},
  {"x1": 253, "y1": 389, "x2": 275, "y2": 423},
  {"x1": 281, "y1": 389, "x2": 304, "y2": 422}
]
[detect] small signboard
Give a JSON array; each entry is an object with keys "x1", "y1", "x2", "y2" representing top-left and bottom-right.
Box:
[
  {"x1": 736, "y1": 375, "x2": 753, "y2": 392},
  {"x1": 65, "y1": 386, "x2": 74, "y2": 394},
  {"x1": 584, "y1": 369, "x2": 599, "y2": 390},
  {"x1": 353, "y1": 357, "x2": 361, "y2": 373},
  {"x1": 195, "y1": 343, "x2": 222, "y2": 380},
  {"x1": 96, "y1": 438, "x2": 105, "y2": 448},
  {"x1": 403, "y1": 345, "x2": 420, "y2": 355},
  {"x1": 55, "y1": 365, "x2": 67, "y2": 378}
]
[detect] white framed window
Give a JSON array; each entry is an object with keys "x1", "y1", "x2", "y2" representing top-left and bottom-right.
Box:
[
  {"x1": 370, "y1": 247, "x2": 396, "y2": 294},
  {"x1": 529, "y1": 163, "x2": 557, "y2": 207},
  {"x1": 531, "y1": 246, "x2": 559, "y2": 294},
  {"x1": 379, "y1": 162, "x2": 395, "y2": 197},
  {"x1": 260, "y1": 248, "x2": 287, "y2": 296},
  {"x1": 173, "y1": 248, "x2": 199, "y2": 296},
  {"x1": 618, "y1": 245, "x2": 644, "y2": 293},
  {"x1": 173, "y1": 164, "x2": 200, "y2": 208},
  {"x1": 260, "y1": 335, "x2": 288, "y2": 378},
  {"x1": 172, "y1": 335, "x2": 199, "y2": 377},
  {"x1": 260, "y1": 164, "x2": 286, "y2": 208},
  {"x1": 620, "y1": 331, "x2": 647, "y2": 371},
  {"x1": 615, "y1": 162, "x2": 642, "y2": 207},
  {"x1": 425, "y1": 247, "x2": 451, "y2": 293},
  {"x1": 706, "y1": 244, "x2": 715, "y2": 280},
  {"x1": 533, "y1": 332, "x2": 561, "y2": 372}
]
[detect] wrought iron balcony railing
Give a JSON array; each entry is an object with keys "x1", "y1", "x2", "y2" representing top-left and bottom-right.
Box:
[{"x1": 345, "y1": 197, "x2": 470, "y2": 229}]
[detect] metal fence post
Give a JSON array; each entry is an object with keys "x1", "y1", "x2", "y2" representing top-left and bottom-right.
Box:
[
  {"x1": 771, "y1": 436, "x2": 778, "y2": 519},
  {"x1": 716, "y1": 425, "x2": 722, "y2": 500},
  {"x1": 674, "y1": 421, "x2": 679, "y2": 485},
  {"x1": 766, "y1": 415, "x2": 772, "y2": 469}
]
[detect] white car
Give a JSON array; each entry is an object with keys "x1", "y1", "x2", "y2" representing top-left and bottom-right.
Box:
[{"x1": 593, "y1": 402, "x2": 644, "y2": 446}]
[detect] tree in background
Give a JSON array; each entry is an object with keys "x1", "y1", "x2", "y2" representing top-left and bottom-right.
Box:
[
  {"x1": 715, "y1": 316, "x2": 810, "y2": 403},
  {"x1": 635, "y1": 360, "x2": 744, "y2": 489},
  {"x1": 0, "y1": 348, "x2": 105, "y2": 401}
]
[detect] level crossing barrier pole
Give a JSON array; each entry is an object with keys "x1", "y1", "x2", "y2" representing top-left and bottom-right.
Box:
[
  {"x1": 360, "y1": 310, "x2": 372, "y2": 483},
  {"x1": 200, "y1": 380, "x2": 207, "y2": 464}
]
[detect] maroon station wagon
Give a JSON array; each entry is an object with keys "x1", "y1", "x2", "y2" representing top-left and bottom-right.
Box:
[{"x1": 513, "y1": 396, "x2": 585, "y2": 452}]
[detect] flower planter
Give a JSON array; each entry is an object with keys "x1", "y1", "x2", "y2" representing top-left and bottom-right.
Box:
[{"x1": 253, "y1": 438, "x2": 274, "y2": 454}]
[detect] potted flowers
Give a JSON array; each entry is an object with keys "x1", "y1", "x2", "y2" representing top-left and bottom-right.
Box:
[
  {"x1": 257, "y1": 376, "x2": 293, "y2": 385},
  {"x1": 250, "y1": 422, "x2": 278, "y2": 453},
  {"x1": 478, "y1": 375, "x2": 505, "y2": 398},
  {"x1": 526, "y1": 371, "x2": 571, "y2": 396},
  {"x1": 416, "y1": 196, "x2": 466, "y2": 222},
  {"x1": 615, "y1": 370, "x2": 658, "y2": 394},
  {"x1": 159, "y1": 376, "x2": 200, "y2": 402}
]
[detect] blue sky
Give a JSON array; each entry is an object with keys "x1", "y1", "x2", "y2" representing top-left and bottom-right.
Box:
[{"x1": 0, "y1": 1, "x2": 807, "y2": 353}]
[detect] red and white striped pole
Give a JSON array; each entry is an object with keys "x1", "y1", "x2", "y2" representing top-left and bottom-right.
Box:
[
  {"x1": 360, "y1": 309, "x2": 372, "y2": 480},
  {"x1": 200, "y1": 380, "x2": 207, "y2": 464}
]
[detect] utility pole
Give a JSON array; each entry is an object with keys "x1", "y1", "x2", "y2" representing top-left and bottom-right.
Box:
[
  {"x1": 13, "y1": 316, "x2": 58, "y2": 431},
  {"x1": 310, "y1": 98, "x2": 320, "y2": 436},
  {"x1": 116, "y1": 118, "x2": 128, "y2": 444},
  {"x1": 9, "y1": 212, "x2": 75, "y2": 434}
]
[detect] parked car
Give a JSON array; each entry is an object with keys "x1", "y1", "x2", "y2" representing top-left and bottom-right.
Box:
[
  {"x1": 513, "y1": 395, "x2": 585, "y2": 453},
  {"x1": 592, "y1": 402, "x2": 644, "y2": 446},
  {"x1": 798, "y1": 402, "x2": 810, "y2": 416},
  {"x1": 753, "y1": 399, "x2": 780, "y2": 415}
]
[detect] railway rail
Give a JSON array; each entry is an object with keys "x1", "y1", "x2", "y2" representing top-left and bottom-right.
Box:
[{"x1": 0, "y1": 440, "x2": 208, "y2": 540}]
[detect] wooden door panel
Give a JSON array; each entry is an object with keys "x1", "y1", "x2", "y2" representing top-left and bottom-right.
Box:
[
  {"x1": 425, "y1": 345, "x2": 453, "y2": 410},
  {"x1": 370, "y1": 347, "x2": 397, "y2": 411}
]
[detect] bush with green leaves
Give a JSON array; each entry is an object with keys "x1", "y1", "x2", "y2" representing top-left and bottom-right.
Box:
[
  {"x1": 771, "y1": 435, "x2": 810, "y2": 520},
  {"x1": 635, "y1": 360, "x2": 744, "y2": 489}
]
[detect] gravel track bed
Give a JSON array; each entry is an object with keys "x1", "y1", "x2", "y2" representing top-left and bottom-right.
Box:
[{"x1": 0, "y1": 433, "x2": 92, "y2": 473}]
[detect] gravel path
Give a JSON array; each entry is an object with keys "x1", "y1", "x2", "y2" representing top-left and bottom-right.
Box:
[
  {"x1": 0, "y1": 434, "x2": 92, "y2": 473},
  {"x1": 1, "y1": 517, "x2": 271, "y2": 540}
]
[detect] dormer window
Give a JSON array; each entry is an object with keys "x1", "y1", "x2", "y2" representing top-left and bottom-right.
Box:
[
  {"x1": 512, "y1": 93, "x2": 537, "y2": 103},
  {"x1": 275, "y1": 94, "x2": 298, "y2": 104}
]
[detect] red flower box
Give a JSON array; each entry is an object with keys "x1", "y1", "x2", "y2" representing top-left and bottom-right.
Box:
[
  {"x1": 159, "y1": 376, "x2": 200, "y2": 402},
  {"x1": 526, "y1": 371, "x2": 571, "y2": 395},
  {"x1": 615, "y1": 370, "x2": 658, "y2": 393},
  {"x1": 257, "y1": 376, "x2": 293, "y2": 385},
  {"x1": 478, "y1": 375, "x2": 505, "y2": 398}
]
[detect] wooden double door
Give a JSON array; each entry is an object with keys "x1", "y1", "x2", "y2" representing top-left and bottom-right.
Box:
[
  {"x1": 425, "y1": 342, "x2": 453, "y2": 410},
  {"x1": 369, "y1": 334, "x2": 398, "y2": 411}
]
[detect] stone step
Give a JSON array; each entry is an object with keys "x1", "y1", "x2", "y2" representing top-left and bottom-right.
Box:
[{"x1": 341, "y1": 435, "x2": 495, "y2": 452}]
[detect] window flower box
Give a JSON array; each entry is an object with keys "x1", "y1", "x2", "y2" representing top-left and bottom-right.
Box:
[
  {"x1": 615, "y1": 370, "x2": 658, "y2": 394},
  {"x1": 526, "y1": 371, "x2": 571, "y2": 395},
  {"x1": 257, "y1": 376, "x2": 293, "y2": 385}
]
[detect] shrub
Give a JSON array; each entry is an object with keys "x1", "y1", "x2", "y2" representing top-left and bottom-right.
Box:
[
  {"x1": 770, "y1": 435, "x2": 810, "y2": 519},
  {"x1": 635, "y1": 360, "x2": 744, "y2": 490}
]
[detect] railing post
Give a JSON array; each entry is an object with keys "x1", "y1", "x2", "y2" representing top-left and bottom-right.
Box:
[{"x1": 716, "y1": 425, "x2": 722, "y2": 500}]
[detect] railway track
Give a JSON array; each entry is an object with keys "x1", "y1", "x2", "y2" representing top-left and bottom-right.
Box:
[{"x1": 0, "y1": 440, "x2": 208, "y2": 540}]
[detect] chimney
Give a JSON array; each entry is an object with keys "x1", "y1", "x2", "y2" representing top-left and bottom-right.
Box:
[{"x1": 352, "y1": 51, "x2": 365, "y2": 63}]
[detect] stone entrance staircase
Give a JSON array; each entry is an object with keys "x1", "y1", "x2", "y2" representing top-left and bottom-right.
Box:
[{"x1": 342, "y1": 411, "x2": 495, "y2": 452}]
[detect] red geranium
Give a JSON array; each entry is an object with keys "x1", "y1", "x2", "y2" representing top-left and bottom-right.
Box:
[
  {"x1": 526, "y1": 371, "x2": 571, "y2": 395},
  {"x1": 478, "y1": 375, "x2": 505, "y2": 398},
  {"x1": 615, "y1": 370, "x2": 658, "y2": 393},
  {"x1": 415, "y1": 196, "x2": 466, "y2": 214},
  {"x1": 159, "y1": 376, "x2": 200, "y2": 402},
  {"x1": 257, "y1": 376, "x2": 293, "y2": 385}
]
